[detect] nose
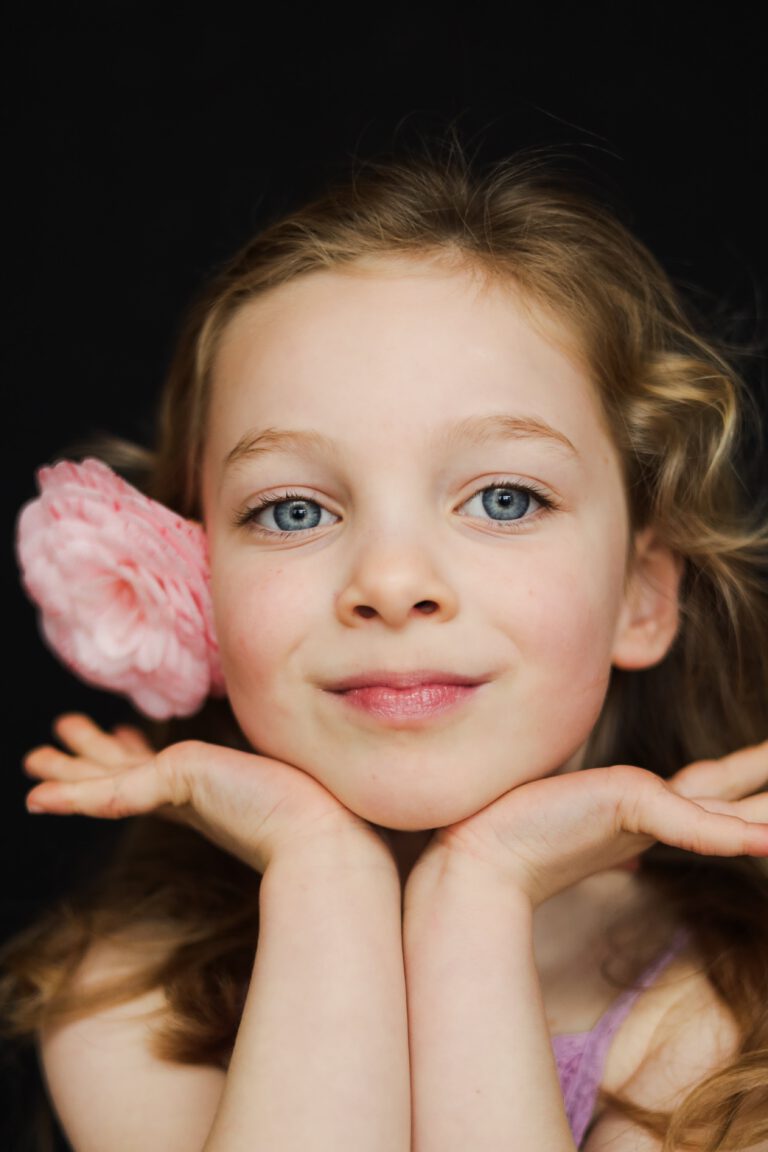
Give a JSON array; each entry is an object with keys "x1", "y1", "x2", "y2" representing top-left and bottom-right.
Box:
[{"x1": 334, "y1": 532, "x2": 459, "y2": 628}]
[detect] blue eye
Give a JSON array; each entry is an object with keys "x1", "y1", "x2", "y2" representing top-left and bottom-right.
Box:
[
  {"x1": 236, "y1": 480, "x2": 555, "y2": 539},
  {"x1": 236, "y1": 491, "x2": 336, "y2": 536},
  {"x1": 459, "y1": 482, "x2": 549, "y2": 523}
]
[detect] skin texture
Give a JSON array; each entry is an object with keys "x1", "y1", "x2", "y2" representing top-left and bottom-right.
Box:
[
  {"x1": 201, "y1": 257, "x2": 682, "y2": 836},
  {"x1": 23, "y1": 257, "x2": 767, "y2": 1152}
]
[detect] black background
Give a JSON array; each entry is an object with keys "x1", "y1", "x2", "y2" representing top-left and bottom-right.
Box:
[
  {"x1": 3, "y1": 6, "x2": 767, "y2": 1149},
  {"x1": 6, "y1": 4, "x2": 767, "y2": 950}
]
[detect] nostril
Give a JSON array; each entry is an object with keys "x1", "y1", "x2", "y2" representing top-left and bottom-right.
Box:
[{"x1": 353, "y1": 602, "x2": 437, "y2": 618}]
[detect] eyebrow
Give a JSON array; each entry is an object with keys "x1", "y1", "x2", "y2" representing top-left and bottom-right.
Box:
[{"x1": 223, "y1": 413, "x2": 579, "y2": 475}]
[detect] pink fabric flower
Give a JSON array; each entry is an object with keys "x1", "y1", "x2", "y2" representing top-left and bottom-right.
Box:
[{"x1": 16, "y1": 458, "x2": 226, "y2": 719}]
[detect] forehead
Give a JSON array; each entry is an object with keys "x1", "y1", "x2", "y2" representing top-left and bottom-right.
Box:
[{"x1": 204, "y1": 257, "x2": 615, "y2": 474}]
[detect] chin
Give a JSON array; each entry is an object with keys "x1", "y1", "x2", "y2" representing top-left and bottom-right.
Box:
[{"x1": 340, "y1": 783, "x2": 493, "y2": 833}]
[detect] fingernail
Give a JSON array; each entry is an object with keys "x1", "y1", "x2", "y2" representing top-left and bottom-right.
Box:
[{"x1": 27, "y1": 802, "x2": 45, "y2": 813}]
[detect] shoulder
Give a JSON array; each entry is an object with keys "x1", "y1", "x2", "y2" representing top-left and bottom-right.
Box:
[
  {"x1": 39, "y1": 933, "x2": 226, "y2": 1152},
  {"x1": 585, "y1": 952, "x2": 742, "y2": 1150}
]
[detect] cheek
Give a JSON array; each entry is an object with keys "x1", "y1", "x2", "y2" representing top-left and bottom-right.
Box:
[
  {"x1": 211, "y1": 559, "x2": 300, "y2": 687},
  {"x1": 495, "y1": 543, "x2": 624, "y2": 701},
  {"x1": 211, "y1": 559, "x2": 319, "y2": 750}
]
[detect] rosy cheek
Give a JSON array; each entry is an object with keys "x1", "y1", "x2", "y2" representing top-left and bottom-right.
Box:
[
  {"x1": 214, "y1": 561, "x2": 309, "y2": 683},
  {"x1": 514, "y1": 563, "x2": 617, "y2": 676}
]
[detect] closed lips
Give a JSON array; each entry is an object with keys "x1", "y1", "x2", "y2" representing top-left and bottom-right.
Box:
[{"x1": 326, "y1": 670, "x2": 489, "y2": 691}]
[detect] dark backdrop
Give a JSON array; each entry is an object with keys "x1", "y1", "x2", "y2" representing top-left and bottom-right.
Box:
[
  {"x1": 7, "y1": 0, "x2": 768, "y2": 933},
  {"x1": 4, "y1": 11, "x2": 766, "y2": 1142}
]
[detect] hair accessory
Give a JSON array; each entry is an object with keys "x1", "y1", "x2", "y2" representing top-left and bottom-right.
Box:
[{"x1": 15, "y1": 457, "x2": 226, "y2": 720}]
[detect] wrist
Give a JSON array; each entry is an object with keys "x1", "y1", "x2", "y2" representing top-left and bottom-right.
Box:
[
  {"x1": 260, "y1": 834, "x2": 404, "y2": 947},
  {"x1": 264, "y1": 824, "x2": 401, "y2": 885},
  {"x1": 404, "y1": 838, "x2": 534, "y2": 926}
]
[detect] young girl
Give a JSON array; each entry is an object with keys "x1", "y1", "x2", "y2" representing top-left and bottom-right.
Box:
[{"x1": 3, "y1": 144, "x2": 767, "y2": 1152}]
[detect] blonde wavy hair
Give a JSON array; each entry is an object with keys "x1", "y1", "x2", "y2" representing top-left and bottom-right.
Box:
[{"x1": 3, "y1": 140, "x2": 767, "y2": 1150}]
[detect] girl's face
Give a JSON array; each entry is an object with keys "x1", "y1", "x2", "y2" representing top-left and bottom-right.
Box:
[{"x1": 201, "y1": 259, "x2": 669, "y2": 831}]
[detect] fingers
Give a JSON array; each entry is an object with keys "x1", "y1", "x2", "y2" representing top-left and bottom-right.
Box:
[
  {"x1": 23, "y1": 713, "x2": 154, "y2": 786},
  {"x1": 624, "y1": 776, "x2": 768, "y2": 858},
  {"x1": 24, "y1": 713, "x2": 158, "y2": 813},
  {"x1": 25, "y1": 753, "x2": 188, "y2": 820},
  {"x1": 671, "y1": 740, "x2": 768, "y2": 802},
  {"x1": 693, "y1": 793, "x2": 768, "y2": 823},
  {"x1": 24, "y1": 745, "x2": 110, "y2": 784},
  {"x1": 51, "y1": 713, "x2": 148, "y2": 769},
  {"x1": 112, "y1": 724, "x2": 154, "y2": 756}
]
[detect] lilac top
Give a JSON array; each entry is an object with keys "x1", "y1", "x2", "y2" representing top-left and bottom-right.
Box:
[{"x1": 551, "y1": 928, "x2": 689, "y2": 1148}]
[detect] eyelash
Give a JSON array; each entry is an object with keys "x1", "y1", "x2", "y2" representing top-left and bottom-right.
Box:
[{"x1": 235, "y1": 478, "x2": 558, "y2": 540}]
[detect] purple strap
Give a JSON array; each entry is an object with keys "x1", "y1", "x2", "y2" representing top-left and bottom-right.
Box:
[{"x1": 552, "y1": 927, "x2": 689, "y2": 1148}]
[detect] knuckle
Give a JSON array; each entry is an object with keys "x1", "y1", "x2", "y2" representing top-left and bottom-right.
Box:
[
  {"x1": 101, "y1": 783, "x2": 132, "y2": 820},
  {"x1": 601, "y1": 761, "x2": 646, "y2": 797},
  {"x1": 603, "y1": 763, "x2": 646, "y2": 788},
  {"x1": 609, "y1": 765, "x2": 666, "y2": 830},
  {"x1": 156, "y1": 742, "x2": 201, "y2": 807}
]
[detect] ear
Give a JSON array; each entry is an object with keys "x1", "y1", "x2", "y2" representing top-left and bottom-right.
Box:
[{"x1": 611, "y1": 526, "x2": 684, "y2": 670}]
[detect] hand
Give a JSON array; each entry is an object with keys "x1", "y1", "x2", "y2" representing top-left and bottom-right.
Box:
[
  {"x1": 23, "y1": 713, "x2": 389, "y2": 874},
  {"x1": 417, "y1": 742, "x2": 768, "y2": 907}
]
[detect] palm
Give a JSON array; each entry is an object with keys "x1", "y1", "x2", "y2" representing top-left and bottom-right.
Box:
[
  {"x1": 23, "y1": 713, "x2": 380, "y2": 873},
  {"x1": 431, "y1": 746, "x2": 768, "y2": 906}
]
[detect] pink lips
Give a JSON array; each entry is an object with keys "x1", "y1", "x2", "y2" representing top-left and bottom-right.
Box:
[
  {"x1": 328, "y1": 669, "x2": 487, "y2": 691},
  {"x1": 329, "y1": 677, "x2": 485, "y2": 723},
  {"x1": 324, "y1": 669, "x2": 490, "y2": 725},
  {"x1": 334, "y1": 682, "x2": 482, "y2": 723}
]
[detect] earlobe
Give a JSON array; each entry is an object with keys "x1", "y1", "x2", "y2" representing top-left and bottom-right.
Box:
[{"x1": 611, "y1": 527, "x2": 684, "y2": 670}]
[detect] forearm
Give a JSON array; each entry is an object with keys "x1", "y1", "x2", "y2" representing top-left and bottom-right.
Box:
[
  {"x1": 203, "y1": 837, "x2": 410, "y2": 1152},
  {"x1": 403, "y1": 849, "x2": 577, "y2": 1152}
]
